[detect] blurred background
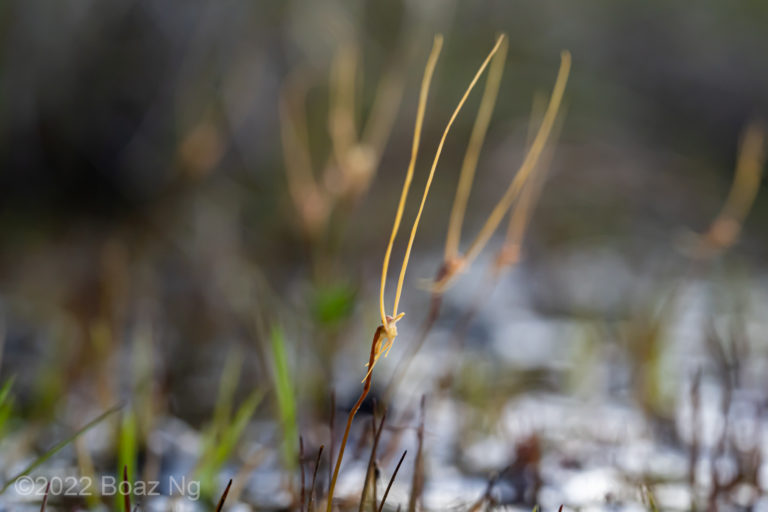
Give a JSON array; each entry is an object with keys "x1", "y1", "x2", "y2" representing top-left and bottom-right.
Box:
[{"x1": 1, "y1": 0, "x2": 768, "y2": 509}]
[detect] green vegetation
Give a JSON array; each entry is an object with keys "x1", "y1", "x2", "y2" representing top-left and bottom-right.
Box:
[{"x1": 269, "y1": 325, "x2": 298, "y2": 468}]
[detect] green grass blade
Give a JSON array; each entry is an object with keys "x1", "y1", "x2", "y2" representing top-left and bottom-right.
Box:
[
  {"x1": 115, "y1": 408, "x2": 137, "y2": 510},
  {"x1": 195, "y1": 349, "x2": 246, "y2": 497},
  {"x1": 0, "y1": 377, "x2": 16, "y2": 438},
  {"x1": 269, "y1": 326, "x2": 297, "y2": 468},
  {"x1": 212, "y1": 389, "x2": 263, "y2": 466},
  {"x1": 199, "y1": 349, "x2": 243, "y2": 463},
  {"x1": 212, "y1": 349, "x2": 243, "y2": 436},
  {"x1": 0, "y1": 377, "x2": 15, "y2": 408},
  {"x1": 197, "y1": 389, "x2": 263, "y2": 499}
]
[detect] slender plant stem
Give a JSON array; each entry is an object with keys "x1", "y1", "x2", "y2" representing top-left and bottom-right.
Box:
[
  {"x1": 326, "y1": 327, "x2": 383, "y2": 512},
  {"x1": 122, "y1": 465, "x2": 131, "y2": 512},
  {"x1": 308, "y1": 446, "x2": 324, "y2": 512},
  {"x1": 40, "y1": 481, "x2": 50, "y2": 512},
  {"x1": 359, "y1": 408, "x2": 387, "y2": 512},
  {"x1": 215, "y1": 479, "x2": 233, "y2": 512},
  {"x1": 377, "y1": 450, "x2": 407, "y2": 512}
]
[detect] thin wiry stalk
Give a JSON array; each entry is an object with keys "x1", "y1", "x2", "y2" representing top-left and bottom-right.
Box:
[
  {"x1": 326, "y1": 327, "x2": 383, "y2": 512},
  {"x1": 308, "y1": 445, "x2": 324, "y2": 512},
  {"x1": 364, "y1": 35, "x2": 445, "y2": 384},
  {"x1": 444, "y1": 34, "x2": 508, "y2": 263},
  {"x1": 40, "y1": 481, "x2": 50, "y2": 512},
  {"x1": 122, "y1": 465, "x2": 131, "y2": 512},
  {"x1": 360, "y1": 409, "x2": 388, "y2": 512},
  {"x1": 379, "y1": 36, "x2": 443, "y2": 329},
  {"x1": 377, "y1": 450, "x2": 407, "y2": 512},
  {"x1": 215, "y1": 479, "x2": 233, "y2": 512}
]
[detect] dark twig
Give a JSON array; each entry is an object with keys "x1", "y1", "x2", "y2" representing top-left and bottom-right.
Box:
[
  {"x1": 372, "y1": 461, "x2": 380, "y2": 512},
  {"x1": 360, "y1": 408, "x2": 388, "y2": 512},
  {"x1": 122, "y1": 465, "x2": 131, "y2": 512},
  {"x1": 215, "y1": 479, "x2": 233, "y2": 512},
  {"x1": 300, "y1": 436, "x2": 306, "y2": 512},
  {"x1": 308, "y1": 445, "x2": 324, "y2": 512},
  {"x1": 377, "y1": 450, "x2": 407, "y2": 512},
  {"x1": 40, "y1": 481, "x2": 50, "y2": 512}
]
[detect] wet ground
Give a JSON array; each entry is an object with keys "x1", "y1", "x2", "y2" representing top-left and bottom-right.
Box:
[{"x1": 3, "y1": 248, "x2": 767, "y2": 511}]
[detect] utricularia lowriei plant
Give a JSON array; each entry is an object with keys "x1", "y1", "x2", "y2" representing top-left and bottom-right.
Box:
[{"x1": 324, "y1": 33, "x2": 572, "y2": 510}]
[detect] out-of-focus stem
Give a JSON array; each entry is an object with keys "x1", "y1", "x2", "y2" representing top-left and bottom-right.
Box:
[
  {"x1": 462, "y1": 51, "x2": 571, "y2": 267},
  {"x1": 444, "y1": 35, "x2": 508, "y2": 262},
  {"x1": 700, "y1": 122, "x2": 766, "y2": 255}
]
